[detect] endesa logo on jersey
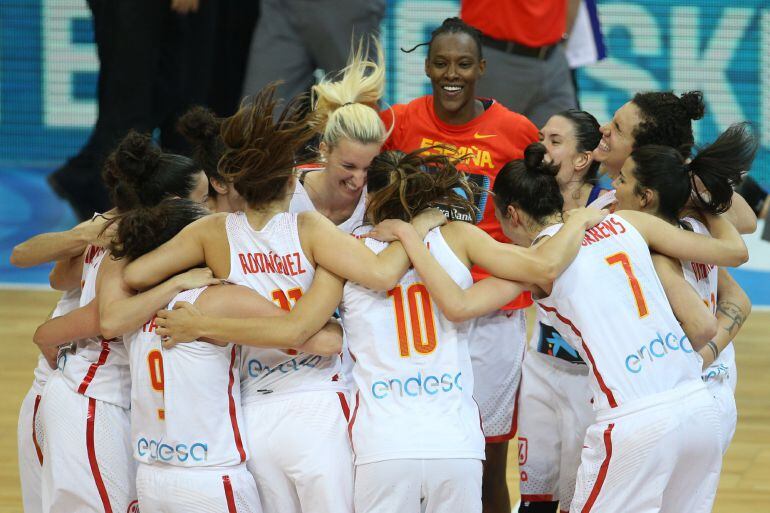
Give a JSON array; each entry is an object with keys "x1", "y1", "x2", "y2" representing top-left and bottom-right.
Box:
[
  {"x1": 246, "y1": 354, "x2": 324, "y2": 378},
  {"x1": 624, "y1": 332, "x2": 693, "y2": 374},
  {"x1": 136, "y1": 437, "x2": 208, "y2": 463},
  {"x1": 371, "y1": 370, "x2": 463, "y2": 399}
]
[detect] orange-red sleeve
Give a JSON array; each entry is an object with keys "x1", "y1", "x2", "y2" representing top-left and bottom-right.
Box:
[{"x1": 380, "y1": 103, "x2": 407, "y2": 151}]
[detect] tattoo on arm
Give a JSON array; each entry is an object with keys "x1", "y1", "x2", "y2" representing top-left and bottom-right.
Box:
[{"x1": 716, "y1": 300, "x2": 746, "y2": 335}]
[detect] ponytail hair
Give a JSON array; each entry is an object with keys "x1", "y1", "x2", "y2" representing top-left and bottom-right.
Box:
[
  {"x1": 492, "y1": 143, "x2": 564, "y2": 223},
  {"x1": 178, "y1": 106, "x2": 226, "y2": 196},
  {"x1": 218, "y1": 83, "x2": 316, "y2": 209},
  {"x1": 102, "y1": 131, "x2": 202, "y2": 212},
  {"x1": 629, "y1": 122, "x2": 757, "y2": 221},
  {"x1": 310, "y1": 37, "x2": 387, "y2": 148},
  {"x1": 109, "y1": 198, "x2": 209, "y2": 261},
  {"x1": 365, "y1": 149, "x2": 477, "y2": 224}
]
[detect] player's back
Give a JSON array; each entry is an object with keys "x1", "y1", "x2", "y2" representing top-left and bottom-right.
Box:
[
  {"x1": 58, "y1": 244, "x2": 130, "y2": 409},
  {"x1": 340, "y1": 226, "x2": 485, "y2": 464},
  {"x1": 537, "y1": 214, "x2": 703, "y2": 411},
  {"x1": 224, "y1": 211, "x2": 344, "y2": 401},
  {"x1": 125, "y1": 287, "x2": 247, "y2": 468}
]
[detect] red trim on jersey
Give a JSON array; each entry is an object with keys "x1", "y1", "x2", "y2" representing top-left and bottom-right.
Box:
[
  {"x1": 539, "y1": 305, "x2": 618, "y2": 408},
  {"x1": 521, "y1": 494, "x2": 554, "y2": 502},
  {"x1": 32, "y1": 394, "x2": 43, "y2": 465},
  {"x1": 226, "y1": 346, "x2": 247, "y2": 463},
  {"x1": 77, "y1": 340, "x2": 111, "y2": 395},
  {"x1": 337, "y1": 392, "x2": 350, "y2": 422},
  {"x1": 347, "y1": 391, "x2": 361, "y2": 446},
  {"x1": 222, "y1": 475, "x2": 238, "y2": 513},
  {"x1": 582, "y1": 423, "x2": 614, "y2": 512},
  {"x1": 86, "y1": 398, "x2": 113, "y2": 513},
  {"x1": 485, "y1": 378, "x2": 522, "y2": 443}
]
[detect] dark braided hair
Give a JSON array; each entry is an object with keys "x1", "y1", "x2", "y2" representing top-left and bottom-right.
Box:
[
  {"x1": 631, "y1": 90, "x2": 705, "y2": 159},
  {"x1": 402, "y1": 17, "x2": 483, "y2": 59}
]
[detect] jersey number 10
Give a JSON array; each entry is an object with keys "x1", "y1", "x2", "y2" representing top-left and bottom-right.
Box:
[{"x1": 388, "y1": 283, "x2": 438, "y2": 357}]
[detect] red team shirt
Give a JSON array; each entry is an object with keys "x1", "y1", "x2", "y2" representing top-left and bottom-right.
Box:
[{"x1": 381, "y1": 95, "x2": 539, "y2": 309}]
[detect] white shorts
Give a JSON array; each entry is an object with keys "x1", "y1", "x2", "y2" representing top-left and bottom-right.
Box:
[
  {"x1": 39, "y1": 371, "x2": 137, "y2": 513},
  {"x1": 242, "y1": 390, "x2": 353, "y2": 513},
  {"x1": 136, "y1": 463, "x2": 262, "y2": 513},
  {"x1": 571, "y1": 381, "x2": 722, "y2": 513},
  {"x1": 706, "y1": 377, "x2": 737, "y2": 454},
  {"x1": 517, "y1": 350, "x2": 593, "y2": 507},
  {"x1": 469, "y1": 309, "x2": 527, "y2": 442},
  {"x1": 354, "y1": 458, "x2": 482, "y2": 513},
  {"x1": 18, "y1": 386, "x2": 45, "y2": 513}
]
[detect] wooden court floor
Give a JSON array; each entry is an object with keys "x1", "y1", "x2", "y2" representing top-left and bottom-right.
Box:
[{"x1": 0, "y1": 289, "x2": 768, "y2": 512}]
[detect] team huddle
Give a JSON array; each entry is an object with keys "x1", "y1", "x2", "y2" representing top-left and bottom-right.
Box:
[{"x1": 15, "y1": 18, "x2": 757, "y2": 513}]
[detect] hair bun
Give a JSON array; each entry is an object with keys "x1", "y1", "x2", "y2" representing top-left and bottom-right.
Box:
[
  {"x1": 679, "y1": 91, "x2": 705, "y2": 121},
  {"x1": 523, "y1": 142, "x2": 558, "y2": 177},
  {"x1": 178, "y1": 106, "x2": 220, "y2": 145},
  {"x1": 109, "y1": 131, "x2": 161, "y2": 187}
]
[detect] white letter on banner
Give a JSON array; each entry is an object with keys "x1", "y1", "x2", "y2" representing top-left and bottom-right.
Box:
[
  {"x1": 762, "y1": 9, "x2": 770, "y2": 147},
  {"x1": 43, "y1": 0, "x2": 98, "y2": 127},
  {"x1": 389, "y1": 0, "x2": 459, "y2": 105},
  {"x1": 671, "y1": 6, "x2": 752, "y2": 135},
  {"x1": 579, "y1": 3, "x2": 663, "y2": 124}
]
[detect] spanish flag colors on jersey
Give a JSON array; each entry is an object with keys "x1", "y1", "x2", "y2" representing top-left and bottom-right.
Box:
[{"x1": 381, "y1": 95, "x2": 539, "y2": 309}]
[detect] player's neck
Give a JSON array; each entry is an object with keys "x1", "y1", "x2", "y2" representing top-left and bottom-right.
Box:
[
  {"x1": 525, "y1": 213, "x2": 565, "y2": 244},
  {"x1": 433, "y1": 97, "x2": 484, "y2": 125}
]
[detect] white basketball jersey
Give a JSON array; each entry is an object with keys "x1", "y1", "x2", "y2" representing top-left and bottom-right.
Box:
[
  {"x1": 289, "y1": 172, "x2": 367, "y2": 234},
  {"x1": 125, "y1": 287, "x2": 248, "y2": 468},
  {"x1": 59, "y1": 245, "x2": 131, "y2": 409},
  {"x1": 340, "y1": 227, "x2": 485, "y2": 464},
  {"x1": 679, "y1": 217, "x2": 735, "y2": 384},
  {"x1": 537, "y1": 214, "x2": 703, "y2": 411},
  {"x1": 31, "y1": 288, "x2": 82, "y2": 394},
  {"x1": 225, "y1": 211, "x2": 345, "y2": 402}
]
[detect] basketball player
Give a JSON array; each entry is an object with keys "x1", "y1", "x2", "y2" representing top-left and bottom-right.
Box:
[
  {"x1": 613, "y1": 124, "x2": 757, "y2": 454},
  {"x1": 517, "y1": 110, "x2": 608, "y2": 512},
  {"x1": 35, "y1": 132, "x2": 217, "y2": 513},
  {"x1": 381, "y1": 18, "x2": 540, "y2": 509}
]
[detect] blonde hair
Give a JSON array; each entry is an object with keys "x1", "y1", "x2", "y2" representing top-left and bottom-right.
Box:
[{"x1": 311, "y1": 37, "x2": 388, "y2": 148}]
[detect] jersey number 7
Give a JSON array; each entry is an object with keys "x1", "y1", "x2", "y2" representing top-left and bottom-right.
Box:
[
  {"x1": 606, "y1": 252, "x2": 649, "y2": 318},
  {"x1": 388, "y1": 283, "x2": 438, "y2": 357}
]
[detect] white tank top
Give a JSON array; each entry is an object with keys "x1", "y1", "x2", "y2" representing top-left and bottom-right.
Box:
[
  {"x1": 536, "y1": 214, "x2": 703, "y2": 412},
  {"x1": 126, "y1": 287, "x2": 248, "y2": 468},
  {"x1": 225, "y1": 211, "x2": 345, "y2": 402},
  {"x1": 289, "y1": 172, "x2": 367, "y2": 234},
  {"x1": 679, "y1": 217, "x2": 735, "y2": 384},
  {"x1": 31, "y1": 289, "x2": 82, "y2": 394},
  {"x1": 58, "y1": 245, "x2": 131, "y2": 409},
  {"x1": 340, "y1": 227, "x2": 485, "y2": 464}
]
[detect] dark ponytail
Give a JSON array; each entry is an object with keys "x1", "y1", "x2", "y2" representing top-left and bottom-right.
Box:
[
  {"x1": 109, "y1": 198, "x2": 209, "y2": 261},
  {"x1": 365, "y1": 149, "x2": 477, "y2": 224},
  {"x1": 629, "y1": 122, "x2": 757, "y2": 221},
  {"x1": 556, "y1": 109, "x2": 602, "y2": 184},
  {"x1": 688, "y1": 122, "x2": 757, "y2": 214},
  {"x1": 102, "y1": 131, "x2": 202, "y2": 212},
  {"x1": 493, "y1": 143, "x2": 563, "y2": 223}
]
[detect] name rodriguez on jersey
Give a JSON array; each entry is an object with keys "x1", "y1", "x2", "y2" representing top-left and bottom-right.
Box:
[{"x1": 370, "y1": 370, "x2": 464, "y2": 399}]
